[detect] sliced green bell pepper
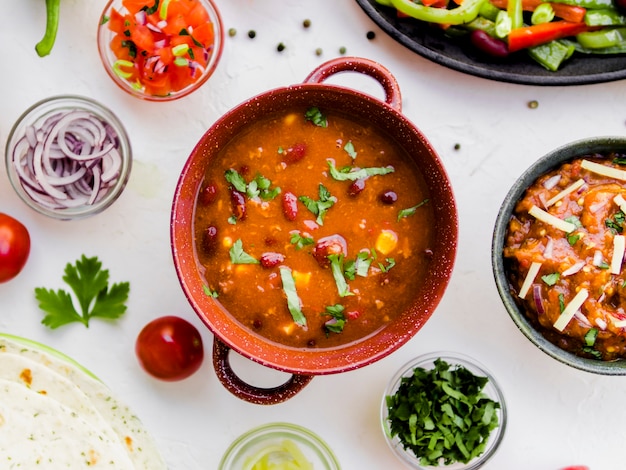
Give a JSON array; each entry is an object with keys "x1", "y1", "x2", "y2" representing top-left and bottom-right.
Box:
[{"x1": 385, "y1": 0, "x2": 487, "y2": 25}]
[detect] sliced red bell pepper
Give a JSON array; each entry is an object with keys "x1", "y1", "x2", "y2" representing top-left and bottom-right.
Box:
[
  {"x1": 508, "y1": 21, "x2": 591, "y2": 52},
  {"x1": 490, "y1": 0, "x2": 586, "y2": 23}
]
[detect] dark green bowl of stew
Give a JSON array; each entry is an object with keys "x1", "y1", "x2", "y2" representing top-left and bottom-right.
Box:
[{"x1": 493, "y1": 136, "x2": 626, "y2": 375}]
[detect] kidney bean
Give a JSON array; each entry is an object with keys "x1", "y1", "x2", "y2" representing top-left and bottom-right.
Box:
[
  {"x1": 313, "y1": 234, "x2": 347, "y2": 268},
  {"x1": 282, "y1": 191, "x2": 298, "y2": 221},
  {"x1": 230, "y1": 189, "x2": 247, "y2": 220},
  {"x1": 346, "y1": 310, "x2": 362, "y2": 320},
  {"x1": 470, "y1": 30, "x2": 509, "y2": 58},
  {"x1": 198, "y1": 180, "x2": 219, "y2": 205},
  {"x1": 348, "y1": 178, "x2": 366, "y2": 197},
  {"x1": 379, "y1": 190, "x2": 398, "y2": 205},
  {"x1": 202, "y1": 225, "x2": 219, "y2": 256},
  {"x1": 283, "y1": 142, "x2": 307, "y2": 164},
  {"x1": 260, "y1": 252, "x2": 285, "y2": 268}
]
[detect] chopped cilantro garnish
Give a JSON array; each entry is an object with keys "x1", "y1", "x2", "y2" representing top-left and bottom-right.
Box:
[
  {"x1": 229, "y1": 239, "x2": 259, "y2": 264},
  {"x1": 385, "y1": 358, "x2": 501, "y2": 466},
  {"x1": 298, "y1": 184, "x2": 336, "y2": 225},
  {"x1": 567, "y1": 232, "x2": 581, "y2": 245},
  {"x1": 541, "y1": 272, "x2": 560, "y2": 286},
  {"x1": 224, "y1": 169, "x2": 281, "y2": 201},
  {"x1": 328, "y1": 254, "x2": 354, "y2": 298},
  {"x1": 304, "y1": 107, "x2": 328, "y2": 127},
  {"x1": 379, "y1": 258, "x2": 396, "y2": 273},
  {"x1": 344, "y1": 250, "x2": 373, "y2": 280},
  {"x1": 290, "y1": 232, "x2": 315, "y2": 250},
  {"x1": 34, "y1": 255, "x2": 130, "y2": 329},
  {"x1": 558, "y1": 293, "x2": 565, "y2": 312},
  {"x1": 398, "y1": 199, "x2": 429, "y2": 221},
  {"x1": 279, "y1": 267, "x2": 307, "y2": 326},
  {"x1": 606, "y1": 211, "x2": 625, "y2": 234},
  {"x1": 344, "y1": 141, "x2": 357, "y2": 159},
  {"x1": 613, "y1": 156, "x2": 626, "y2": 165},
  {"x1": 322, "y1": 304, "x2": 346, "y2": 334},
  {"x1": 327, "y1": 159, "x2": 394, "y2": 182},
  {"x1": 564, "y1": 215, "x2": 582, "y2": 229},
  {"x1": 203, "y1": 285, "x2": 219, "y2": 298}
]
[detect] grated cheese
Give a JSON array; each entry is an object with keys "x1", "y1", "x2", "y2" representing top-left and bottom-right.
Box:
[
  {"x1": 614, "y1": 193, "x2": 626, "y2": 213},
  {"x1": 553, "y1": 288, "x2": 589, "y2": 332},
  {"x1": 529, "y1": 205, "x2": 577, "y2": 233},
  {"x1": 545, "y1": 178, "x2": 585, "y2": 207},
  {"x1": 611, "y1": 235, "x2": 626, "y2": 274},
  {"x1": 581, "y1": 159, "x2": 626, "y2": 181},
  {"x1": 518, "y1": 261, "x2": 542, "y2": 299}
]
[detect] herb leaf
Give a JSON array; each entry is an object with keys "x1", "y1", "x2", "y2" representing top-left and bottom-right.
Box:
[
  {"x1": 35, "y1": 255, "x2": 130, "y2": 329},
  {"x1": 541, "y1": 272, "x2": 560, "y2": 286},
  {"x1": 398, "y1": 199, "x2": 429, "y2": 221},
  {"x1": 290, "y1": 231, "x2": 315, "y2": 250},
  {"x1": 323, "y1": 304, "x2": 346, "y2": 333},
  {"x1": 304, "y1": 107, "x2": 328, "y2": 127},
  {"x1": 229, "y1": 239, "x2": 260, "y2": 264},
  {"x1": 298, "y1": 184, "x2": 336, "y2": 225},
  {"x1": 344, "y1": 141, "x2": 357, "y2": 159},
  {"x1": 327, "y1": 159, "x2": 394, "y2": 182},
  {"x1": 225, "y1": 169, "x2": 281, "y2": 201},
  {"x1": 328, "y1": 254, "x2": 354, "y2": 298},
  {"x1": 385, "y1": 358, "x2": 500, "y2": 466},
  {"x1": 279, "y1": 267, "x2": 307, "y2": 326}
]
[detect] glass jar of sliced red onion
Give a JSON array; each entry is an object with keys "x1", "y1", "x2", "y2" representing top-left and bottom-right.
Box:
[{"x1": 5, "y1": 95, "x2": 132, "y2": 220}]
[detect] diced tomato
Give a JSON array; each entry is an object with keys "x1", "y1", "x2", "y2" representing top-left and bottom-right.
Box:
[
  {"x1": 192, "y1": 22, "x2": 214, "y2": 48},
  {"x1": 122, "y1": 0, "x2": 155, "y2": 13},
  {"x1": 188, "y1": 2, "x2": 210, "y2": 27},
  {"x1": 105, "y1": 0, "x2": 216, "y2": 97}
]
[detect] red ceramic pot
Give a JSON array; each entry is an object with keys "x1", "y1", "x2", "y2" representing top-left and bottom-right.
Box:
[{"x1": 171, "y1": 57, "x2": 458, "y2": 404}]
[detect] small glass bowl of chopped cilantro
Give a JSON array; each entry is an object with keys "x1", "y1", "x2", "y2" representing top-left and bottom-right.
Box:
[
  {"x1": 381, "y1": 352, "x2": 506, "y2": 469},
  {"x1": 218, "y1": 422, "x2": 341, "y2": 470}
]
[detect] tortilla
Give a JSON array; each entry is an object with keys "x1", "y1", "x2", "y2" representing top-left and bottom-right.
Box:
[{"x1": 0, "y1": 334, "x2": 166, "y2": 469}]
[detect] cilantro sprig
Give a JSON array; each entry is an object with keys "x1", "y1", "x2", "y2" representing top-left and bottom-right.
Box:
[
  {"x1": 299, "y1": 184, "x2": 336, "y2": 225},
  {"x1": 385, "y1": 358, "x2": 501, "y2": 466},
  {"x1": 326, "y1": 159, "x2": 394, "y2": 182},
  {"x1": 34, "y1": 255, "x2": 130, "y2": 329},
  {"x1": 224, "y1": 169, "x2": 281, "y2": 201}
]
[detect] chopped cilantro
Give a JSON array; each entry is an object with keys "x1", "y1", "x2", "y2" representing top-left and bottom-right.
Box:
[
  {"x1": 398, "y1": 199, "x2": 429, "y2": 221},
  {"x1": 279, "y1": 267, "x2": 306, "y2": 326},
  {"x1": 613, "y1": 155, "x2": 626, "y2": 165},
  {"x1": 304, "y1": 107, "x2": 328, "y2": 127},
  {"x1": 606, "y1": 211, "x2": 625, "y2": 234},
  {"x1": 344, "y1": 141, "x2": 357, "y2": 159},
  {"x1": 567, "y1": 232, "x2": 581, "y2": 245},
  {"x1": 564, "y1": 215, "x2": 582, "y2": 229},
  {"x1": 379, "y1": 258, "x2": 396, "y2": 273},
  {"x1": 229, "y1": 239, "x2": 259, "y2": 264},
  {"x1": 385, "y1": 358, "x2": 501, "y2": 466},
  {"x1": 344, "y1": 250, "x2": 373, "y2": 280},
  {"x1": 541, "y1": 273, "x2": 560, "y2": 286},
  {"x1": 327, "y1": 159, "x2": 394, "y2": 182},
  {"x1": 558, "y1": 293, "x2": 565, "y2": 312},
  {"x1": 298, "y1": 184, "x2": 336, "y2": 225},
  {"x1": 203, "y1": 285, "x2": 219, "y2": 298},
  {"x1": 35, "y1": 255, "x2": 130, "y2": 329},
  {"x1": 322, "y1": 304, "x2": 346, "y2": 334},
  {"x1": 328, "y1": 254, "x2": 354, "y2": 298},
  {"x1": 290, "y1": 232, "x2": 315, "y2": 250},
  {"x1": 224, "y1": 169, "x2": 281, "y2": 201}
]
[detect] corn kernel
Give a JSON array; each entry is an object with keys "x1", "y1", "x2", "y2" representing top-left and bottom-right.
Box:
[
  {"x1": 293, "y1": 270, "x2": 311, "y2": 288},
  {"x1": 284, "y1": 113, "x2": 298, "y2": 126},
  {"x1": 375, "y1": 230, "x2": 398, "y2": 255},
  {"x1": 223, "y1": 236, "x2": 233, "y2": 248}
]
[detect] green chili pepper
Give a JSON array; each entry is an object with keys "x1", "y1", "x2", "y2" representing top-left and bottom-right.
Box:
[
  {"x1": 577, "y1": 27, "x2": 626, "y2": 48},
  {"x1": 36, "y1": 0, "x2": 61, "y2": 57},
  {"x1": 553, "y1": 0, "x2": 613, "y2": 8},
  {"x1": 585, "y1": 9, "x2": 626, "y2": 27},
  {"x1": 382, "y1": 0, "x2": 486, "y2": 25}
]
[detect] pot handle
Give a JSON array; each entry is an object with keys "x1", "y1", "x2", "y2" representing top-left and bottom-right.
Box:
[
  {"x1": 212, "y1": 336, "x2": 314, "y2": 405},
  {"x1": 303, "y1": 57, "x2": 402, "y2": 112}
]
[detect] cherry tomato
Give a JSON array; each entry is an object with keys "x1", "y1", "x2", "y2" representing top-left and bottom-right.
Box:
[
  {"x1": 0, "y1": 213, "x2": 31, "y2": 283},
  {"x1": 135, "y1": 316, "x2": 204, "y2": 381}
]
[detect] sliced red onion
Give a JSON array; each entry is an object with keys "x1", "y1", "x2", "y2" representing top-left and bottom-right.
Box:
[
  {"x1": 595, "y1": 318, "x2": 607, "y2": 330},
  {"x1": 135, "y1": 10, "x2": 147, "y2": 25},
  {"x1": 574, "y1": 310, "x2": 592, "y2": 327},
  {"x1": 543, "y1": 238, "x2": 554, "y2": 259},
  {"x1": 593, "y1": 250, "x2": 604, "y2": 267},
  {"x1": 533, "y1": 284, "x2": 545, "y2": 315},
  {"x1": 543, "y1": 174, "x2": 561, "y2": 190},
  {"x1": 562, "y1": 261, "x2": 585, "y2": 277},
  {"x1": 11, "y1": 109, "x2": 124, "y2": 211}
]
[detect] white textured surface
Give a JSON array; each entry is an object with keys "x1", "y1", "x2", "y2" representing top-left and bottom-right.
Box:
[{"x1": 1, "y1": 1, "x2": 625, "y2": 469}]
